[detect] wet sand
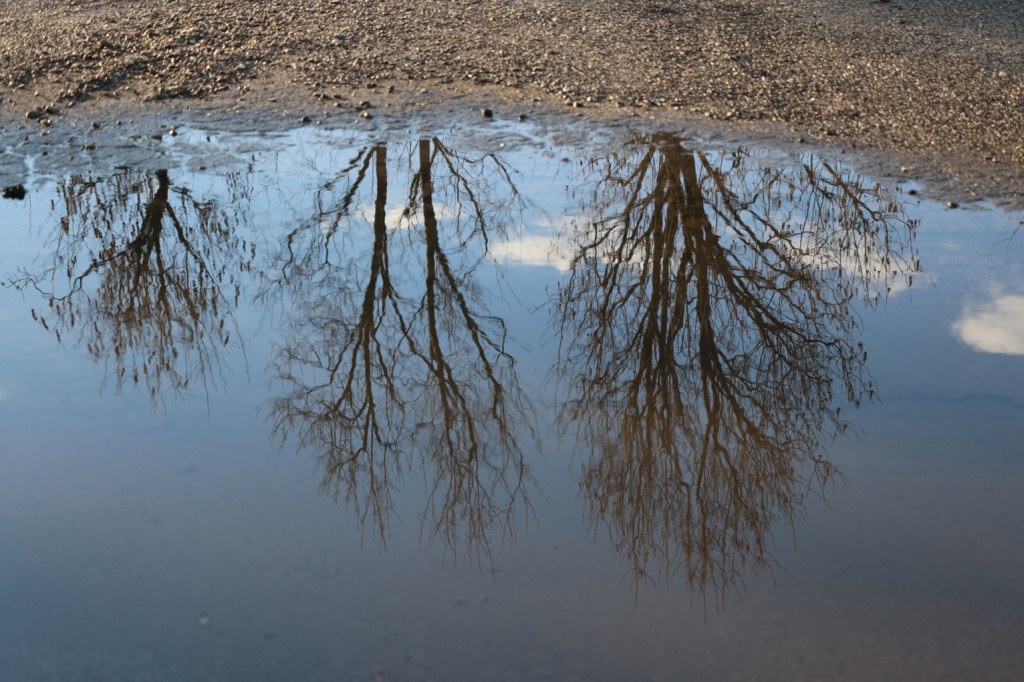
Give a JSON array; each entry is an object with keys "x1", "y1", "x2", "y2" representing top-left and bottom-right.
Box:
[{"x1": 1, "y1": 0, "x2": 1022, "y2": 205}]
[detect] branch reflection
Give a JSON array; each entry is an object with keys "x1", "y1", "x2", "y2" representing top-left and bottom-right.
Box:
[
  {"x1": 7, "y1": 169, "x2": 254, "y2": 401},
  {"x1": 264, "y1": 138, "x2": 533, "y2": 560},
  {"x1": 556, "y1": 134, "x2": 918, "y2": 601}
]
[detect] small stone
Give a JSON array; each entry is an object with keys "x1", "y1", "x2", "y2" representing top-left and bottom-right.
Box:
[
  {"x1": 300, "y1": 115, "x2": 311, "y2": 123},
  {"x1": 360, "y1": 111, "x2": 372, "y2": 119},
  {"x1": 517, "y1": 113, "x2": 528, "y2": 121},
  {"x1": 481, "y1": 108, "x2": 493, "y2": 118},
  {"x1": 2, "y1": 184, "x2": 27, "y2": 200},
  {"x1": 82, "y1": 143, "x2": 95, "y2": 151},
  {"x1": 946, "y1": 201, "x2": 959, "y2": 209}
]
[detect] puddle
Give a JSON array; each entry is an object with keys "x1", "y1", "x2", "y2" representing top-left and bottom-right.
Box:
[{"x1": 2, "y1": 123, "x2": 1023, "y2": 680}]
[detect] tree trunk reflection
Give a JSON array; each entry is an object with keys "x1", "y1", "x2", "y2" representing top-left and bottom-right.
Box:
[
  {"x1": 264, "y1": 139, "x2": 533, "y2": 561},
  {"x1": 556, "y1": 133, "x2": 918, "y2": 602},
  {"x1": 7, "y1": 169, "x2": 254, "y2": 402}
]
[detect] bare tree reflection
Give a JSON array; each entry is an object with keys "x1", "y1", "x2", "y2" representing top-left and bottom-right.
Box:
[
  {"x1": 556, "y1": 133, "x2": 918, "y2": 602},
  {"x1": 264, "y1": 139, "x2": 533, "y2": 560},
  {"x1": 6, "y1": 169, "x2": 254, "y2": 402}
]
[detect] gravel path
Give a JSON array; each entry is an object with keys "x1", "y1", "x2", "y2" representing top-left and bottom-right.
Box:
[{"x1": 1, "y1": 0, "x2": 1022, "y2": 203}]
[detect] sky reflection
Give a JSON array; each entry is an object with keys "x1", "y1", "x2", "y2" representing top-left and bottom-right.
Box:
[{"x1": 1, "y1": 122, "x2": 1023, "y2": 682}]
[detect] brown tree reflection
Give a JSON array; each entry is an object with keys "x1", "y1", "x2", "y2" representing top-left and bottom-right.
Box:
[
  {"x1": 556, "y1": 134, "x2": 918, "y2": 601},
  {"x1": 7, "y1": 169, "x2": 254, "y2": 401},
  {"x1": 263, "y1": 139, "x2": 533, "y2": 560}
]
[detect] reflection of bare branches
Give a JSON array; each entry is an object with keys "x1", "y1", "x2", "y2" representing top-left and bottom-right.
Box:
[
  {"x1": 7, "y1": 169, "x2": 254, "y2": 402},
  {"x1": 270, "y1": 146, "x2": 407, "y2": 532},
  {"x1": 557, "y1": 134, "x2": 917, "y2": 603},
  {"x1": 267, "y1": 139, "x2": 533, "y2": 561}
]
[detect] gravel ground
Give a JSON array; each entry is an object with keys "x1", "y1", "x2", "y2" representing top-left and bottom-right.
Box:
[{"x1": 1, "y1": 0, "x2": 1022, "y2": 204}]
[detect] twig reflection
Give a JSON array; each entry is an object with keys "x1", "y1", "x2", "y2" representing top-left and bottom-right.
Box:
[
  {"x1": 264, "y1": 139, "x2": 533, "y2": 561},
  {"x1": 6, "y1": 169, "x2": 254, "y2": 402},
  {"x1": 556, "y1": 134, "x2": 918, "y2": 602}
]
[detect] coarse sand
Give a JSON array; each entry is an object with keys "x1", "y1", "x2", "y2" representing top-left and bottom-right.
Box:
[{"x1": 1, "y1": 0, "x2": 1022, "y2": 205}]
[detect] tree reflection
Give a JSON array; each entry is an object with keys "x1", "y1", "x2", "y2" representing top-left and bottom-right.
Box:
[
  {"x1": 556, "y1": 133, "x2": 918, "y2": 602},
  {"x1": 263, "y1": 138, "x2": 532, "y2": 560},
  {"x1": 7, "y1": 169, "x2": 254, "y2": 401}
]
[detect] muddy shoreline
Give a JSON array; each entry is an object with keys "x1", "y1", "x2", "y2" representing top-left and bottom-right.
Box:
[{"x1": 1, "y1": 0, "x2": 1022, "y2": 207}]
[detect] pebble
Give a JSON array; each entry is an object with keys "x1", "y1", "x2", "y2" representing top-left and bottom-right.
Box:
[{"x1": 2, "y1": 184, "x2": 27, "y2": 200}]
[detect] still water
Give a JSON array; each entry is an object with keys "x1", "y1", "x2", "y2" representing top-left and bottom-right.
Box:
[{"x1": 1, "y1": 123, "x2": 1023, "y2": 680}]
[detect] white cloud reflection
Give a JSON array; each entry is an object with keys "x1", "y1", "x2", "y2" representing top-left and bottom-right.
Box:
[
  {"x1": 319, "y1": 203, "x2": 465, "y2": 238},
  {"x1": 354, "y1": 203, "x2": 459, "y2": 230},
  {"x1": 793, "y1": 235, "x2": 920, "y2": 297},
  {"x1": 491, "y1": 235, "x2": 573, "y2": 271},
  {"x1": 954, "y1": 295, "x2": 1024, "y2": 355}
]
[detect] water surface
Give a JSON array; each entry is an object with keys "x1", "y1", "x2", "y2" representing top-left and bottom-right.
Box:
[{"x1": 2, "y1": 123, "x2": 1023, "y2": 680}]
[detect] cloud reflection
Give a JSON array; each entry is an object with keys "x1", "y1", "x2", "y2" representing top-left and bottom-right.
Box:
[
  {"x1": 955, "y1": 295, "x2": 1024, "y2": 355},
  {"x1": 490, "y1": 234, "x2": 572, "y2": 271}
]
